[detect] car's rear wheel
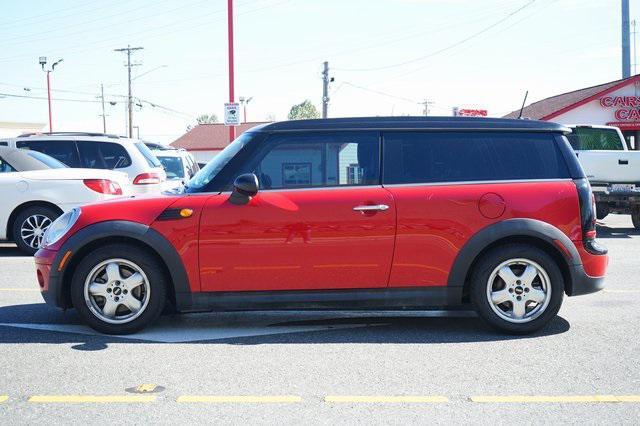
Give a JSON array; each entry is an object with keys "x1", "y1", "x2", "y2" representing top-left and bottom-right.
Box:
[
  {"x1": 470, "y1": 244, "x2": 564, "y2": 334},
  {"x1": 12, "y1": 206, "x2": 60, "y2": 255},
  {"x1": 70, "y1": 244, "x2": 167, "y2": 334},
  {"x1": 632, "y1": 207, "x2": 640, "y2": 230}
]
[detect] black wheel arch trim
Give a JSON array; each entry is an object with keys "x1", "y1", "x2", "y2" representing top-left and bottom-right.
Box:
[
  {"x1": 48, "y1": 220, "x2": 190, "y2": 309},
  {"x1": 447, "y1": 218, "x2": 588, "y2": 296}
]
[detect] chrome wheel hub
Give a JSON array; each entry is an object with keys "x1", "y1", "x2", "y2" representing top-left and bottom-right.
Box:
[
  {"x1": 84, "y1": 259, "x2": 150, "y2": 325},
  {"x1": 486, "y1": 258, "x2": 551, "y2": 324},
  {"x1": 20, "y1": 214, "x2": 52, "y2": 249}
]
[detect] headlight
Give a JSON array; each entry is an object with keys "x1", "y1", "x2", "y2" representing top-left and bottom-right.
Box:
[{"x1": 42, "y1": 208, "x2": 81, "y2": 248}]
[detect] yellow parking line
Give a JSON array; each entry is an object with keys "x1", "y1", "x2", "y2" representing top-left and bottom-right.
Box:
[
  {"x1": 325, "y1": 395, "x2": 449, "y2": 403},
  {"x1": 29, "y1": 395, "x2": 156, "y2": 403},
  {"x1": 0, "y1": 288, "x2": 39, "y2": 292},
  {"x1": 471, "y1": 395, "x2": 640, "y2": 403},
  {"x1": 177, "y1": 395, "x2": 302, "y2": 403},
  {"x1": 0, "y1": 395, "x2": 7, "y2": 403}
]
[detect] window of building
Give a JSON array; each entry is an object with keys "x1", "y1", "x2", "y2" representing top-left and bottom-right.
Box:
[{"x1": 383, "y1": 131, "x2": 570, "y2": 184}]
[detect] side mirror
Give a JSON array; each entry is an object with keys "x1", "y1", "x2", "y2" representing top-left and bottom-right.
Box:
[{"x1": 229, "y1": 173, "x2": 259, "y2": 205}]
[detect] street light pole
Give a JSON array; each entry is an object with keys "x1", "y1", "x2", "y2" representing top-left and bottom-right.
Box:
[
  {"x1": 228, "y1": 0, "x2": 236, "y2": 142},
  {"x1": 46, "y1": 71, "x2": 52, "y2": 132},
  {"x1": 39, "y1": 56, "x2": 63, "y2": 132}
]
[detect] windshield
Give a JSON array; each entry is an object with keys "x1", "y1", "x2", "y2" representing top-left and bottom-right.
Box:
[
  {"x1": 186, "y1": 132, "x2": 253, "y2": 192},
  {"x1": 134, "y1": 142, "x2": 162, "y2": 167},
  {"x1": 26, "y1": 150, "x2": 68, "y2": 169},
  {"x1": 568, "y1": 128, "x2": 624, "y2": 150},
  {"x1": 158, "y1": 155, "x2": 185, "y2": 179}
]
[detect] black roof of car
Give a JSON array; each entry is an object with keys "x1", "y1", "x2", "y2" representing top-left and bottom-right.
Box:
[{"x1": 250, "y1": 116, "x2": 569, "y2": 133}]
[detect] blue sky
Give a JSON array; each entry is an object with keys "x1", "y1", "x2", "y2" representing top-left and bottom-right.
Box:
[{"x1": 0, "y1": 0, "x2": 630, "y2": 142}]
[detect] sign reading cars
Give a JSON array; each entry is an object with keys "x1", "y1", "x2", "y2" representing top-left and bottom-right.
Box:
[
  {"x1": 600, "y1": 96, "x2": 640, "y2": 121},
  {"x1": 224, "y1": 102, "x2": 240, "y2": 126}
]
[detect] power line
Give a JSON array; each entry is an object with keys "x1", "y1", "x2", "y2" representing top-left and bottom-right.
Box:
[{"x1": 335, "y1": 0, "x2": 537, "y2": 72}]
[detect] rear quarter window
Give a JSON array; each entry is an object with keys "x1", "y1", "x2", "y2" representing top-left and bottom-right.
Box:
[
  {"x1": 383, "y1": 131, "x2": 570, "y2": 184},
  {"x1": 77, "y1": 141, "x2": 132, "y2": 169},
  {"x1": 568, "y1": 128, "x2": 624, "y2": 150}
]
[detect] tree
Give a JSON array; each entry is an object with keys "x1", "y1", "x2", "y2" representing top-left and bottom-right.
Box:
[
  {"x1": 287, "y1": 100, "x2": 319, "y2": 120},
  {"x1": 187, "y1": 113, "x2": 219, "y2": 131}
]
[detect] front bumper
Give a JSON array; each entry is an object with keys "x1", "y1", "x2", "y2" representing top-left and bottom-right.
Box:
[{"x1": 34, "y1": 247, "x2": 62, "y2": 307}]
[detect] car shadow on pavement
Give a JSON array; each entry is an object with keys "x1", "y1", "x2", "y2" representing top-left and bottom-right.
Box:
[
  {"x1": 596, "y1": 224, "x2": 640, "y2": 239},
  {"x1": 0, "y1": 245, "x2": 29, "y2": 257},
  {"x1": 0, "y1": 302, "x2": 570, "y2": 350}
]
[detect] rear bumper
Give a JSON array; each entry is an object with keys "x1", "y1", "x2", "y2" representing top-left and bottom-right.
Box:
[{"x1": 567, "y1": 242, "x2": 608, "y2": 296}]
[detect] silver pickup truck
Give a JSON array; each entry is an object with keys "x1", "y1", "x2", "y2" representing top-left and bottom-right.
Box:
[{"x1": 567, "y1": 125, "x2": 640, "y2": 229}]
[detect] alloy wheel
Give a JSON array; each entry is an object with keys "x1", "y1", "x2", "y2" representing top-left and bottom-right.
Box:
[
  {"x1": 83, "y1": 259, "x2": 151, "y2": 325},
  {"x1": 486, "y1": 258, "x2": 551, "y2": 324},
  {"x1": 20, "y1": 214, "x2": 52, "y2": 249}
]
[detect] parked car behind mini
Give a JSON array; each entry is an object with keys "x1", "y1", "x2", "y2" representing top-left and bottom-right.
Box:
[
  {"x1": 0, "y1": 132, "x2": 166, "y2": 194},
  {"x1": 0, "y1": 146, "x2": 131, "y2": 254}
]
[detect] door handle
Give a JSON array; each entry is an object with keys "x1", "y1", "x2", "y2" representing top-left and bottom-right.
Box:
[
  {"x1": 619, "y1": 159, "x2": 629, "y2": 165},
  {"x1": 353, "y1": 204, "x2": 389, "y2": 212}
]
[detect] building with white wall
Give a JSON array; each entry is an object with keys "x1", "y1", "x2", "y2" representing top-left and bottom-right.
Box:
[{"x1": 504, "y1": 74, "x2": 640, "y2": 150}]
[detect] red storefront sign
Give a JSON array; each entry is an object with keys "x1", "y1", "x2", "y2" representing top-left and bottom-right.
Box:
[
  {"x1": 455, "y1": 109, "x2": 488, "y2": 117},
  {"x1": 600, "y1": 96, "x2": 640, "y2": 121}
]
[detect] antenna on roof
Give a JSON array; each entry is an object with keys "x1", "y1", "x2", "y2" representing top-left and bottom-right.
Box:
[{"x1": 517, "y1": 90, "x2": 529, "y2": 119}]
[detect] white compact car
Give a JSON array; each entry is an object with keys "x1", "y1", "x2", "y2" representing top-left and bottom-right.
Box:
[
  {"x1": 151, "y1": 148, "x2": 200, "y2": 191},
  {"x1": 0, "y1": 147, "x2": 131, "y2": 254},
  {"x1": 0, "y1": 132, "x2": 166, "y2": 194}
]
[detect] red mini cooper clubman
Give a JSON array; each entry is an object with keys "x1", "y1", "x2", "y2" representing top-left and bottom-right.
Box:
[{"x1": 34, "y1": 117, "x2": 608, "y2": 335}]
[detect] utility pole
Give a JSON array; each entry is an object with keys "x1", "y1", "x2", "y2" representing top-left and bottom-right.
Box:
[
  {"x1": 322, "y1": 61, "x2": 330, "y2": 118},
  {"x1": 99, "y1": 84, "x2": 107, "y2": 133},
  {"x1": 227, "y1": 0, "x2": 236, "y2": 142},
  {"x1": 633, "y1": 19, "x2": 638, "y2": 75},
  {"x1": 622, "y1": 0, "x2": 631, "y2": 78},
  {"x1": 114, "y1": 45, "x2": 143, "y2": 138},
  {"x1": 419, "y1": 98, "x2": 435, "y2": 116},
  {"x1": 38, "y1": 56, "x2": 63, "y2": 132}
]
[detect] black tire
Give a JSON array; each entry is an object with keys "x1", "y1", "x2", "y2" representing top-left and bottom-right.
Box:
[
  {"x1": 632, "y1": 207, "x2": 640, "y2": 230},
  {"x1": 470, "y1": 244, "x2": 564, "y2": 335},
  {"x1": 70, "y1": 243, "x2": 168, "y2": 335},
  {"x1": 12, "y1": 205, "x2": 61, "y2": 255},
  {"x1": 596, "y1": 203, "x2": 609, "y2": 220}
]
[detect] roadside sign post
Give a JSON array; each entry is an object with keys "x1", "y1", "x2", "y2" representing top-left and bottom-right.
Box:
[{"x1": 224, "y1": 102, "x2": 240, "y2": 127}]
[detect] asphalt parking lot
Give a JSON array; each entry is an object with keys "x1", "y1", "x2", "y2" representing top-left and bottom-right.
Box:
[{"x1": 0, "y1": 214, "x2": 639, "y2": 424}]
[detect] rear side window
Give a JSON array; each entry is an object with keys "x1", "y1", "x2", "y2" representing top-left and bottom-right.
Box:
[
  {"x1": 15, "y1": 140, "x2": 80, "y2": 167},
  {"x1": 134, "y1": 142, "x2": 162, "y2": 168},
  {"x1": 77, "y1": 141, "x2": 131, "y2": 169},
  {"x1": 567, "y1": 128, "x2": 624, "y2": 150},
  {"x1": 383, "y1": 131, "x2": 570, "y2": 184},
  {"x1": 0, "y1": 157, "x2": 16, "y2": 173}
]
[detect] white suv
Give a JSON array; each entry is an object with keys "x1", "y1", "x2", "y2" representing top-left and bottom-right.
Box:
[{"x1": 0, "y1": 132, "x2": 166, "y2": 194}]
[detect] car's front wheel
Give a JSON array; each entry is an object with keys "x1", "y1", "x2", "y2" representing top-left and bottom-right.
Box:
[
  {"x1": 470, "y1": 244, "x2": 564, "y2": 334},
  {"x1": 70, "y1": 244, "x2": 167, "y2": 334}
]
